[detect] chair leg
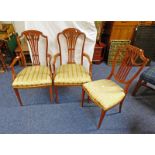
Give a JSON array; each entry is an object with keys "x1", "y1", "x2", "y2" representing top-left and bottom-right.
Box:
[
  {"x1": 81, "y1": 88, "x2": 85, "y2": 107},
  {"x1": 13, "y1": 88, "x2": 23, "y2": 106},
  {"x1": 132, "y1": 79, "x2": 143, "y2": 96},
  {"x1": 97, "y1": 109, "x2": 106, "y2": 129},
  {"x1": 49, "y1": 86, "x2": 53, "y2": 103},
  {"x1": 54, "y1": 86, "x2": 59, "y2": 103}
]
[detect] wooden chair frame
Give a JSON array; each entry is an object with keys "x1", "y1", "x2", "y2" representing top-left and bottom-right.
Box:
[
  {"x1": 81, "y1": 45, "x2": 149, "y2": 128},
  {"x1": 10, "y1": 30, "x2": 53, "y2": 106},
  {"x1": 53, "y1": 28, "x2": 92, "y2": 102}
]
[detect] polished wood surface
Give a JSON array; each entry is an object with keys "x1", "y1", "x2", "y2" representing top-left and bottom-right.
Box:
[
  {"x1": 107, "y1": 45, "x2": 149, "y2": 93},
  {"x1": 93, "y1": 42, "x2": 106, "y2": 64},
  {"x1": 57, "y1": 28, "x2": 86, "y2": 64}
]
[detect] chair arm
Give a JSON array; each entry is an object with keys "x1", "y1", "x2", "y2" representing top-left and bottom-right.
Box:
[
  {"x1": 53, "y1": 53, "x2": 61, "y2": 65},
  {"x1": 47, "y1": 53, "x2": 53, "y2": 77},
  {"x1": 47, "y1": 53, "x2": 52, "y2": 66},
  {"x1": 53, "y1": 53, "x2": 61, "y2": 77},
  {"x1": 83, "y1": 52, "x2": 92, "y2": 78},
  {"x1": 10, "y1": 56, "x2": 22, "y2": 80}
]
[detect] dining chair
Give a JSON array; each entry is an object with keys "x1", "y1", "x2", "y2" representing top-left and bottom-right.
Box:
[{"x1": 81, "y1": 45, "x2": 149, "y2": 128}]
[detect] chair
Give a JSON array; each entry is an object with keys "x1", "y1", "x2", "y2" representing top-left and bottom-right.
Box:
[
  {"x1": 132, "y1": 66, "x2": 155, "y2": 95},
  {"x1": 81, "y1": 45, "x2": 149, "y2": 129},
  {"x1": 10, "y1": 30, "x2": 53, "y2": 106},
  {"x1": 53, "y1": 28, "x2": 92, "y2": 102}
]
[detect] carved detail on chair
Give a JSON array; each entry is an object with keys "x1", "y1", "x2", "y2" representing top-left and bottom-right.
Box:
[
  {"x1": 57, "y1": 28, "x2": 86, "y2": 64},
  {"x1": 18, "y1": 30, "x2": 48, "y2": 66},
  {"x1": 107, "y1": 45, "x2": 149, "y2": 92}
]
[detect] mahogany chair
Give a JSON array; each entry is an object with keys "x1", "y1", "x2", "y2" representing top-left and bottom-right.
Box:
[
  {"x1": 53, "y1": 28, "x2": 92, "y2": 102},
  {"x1": 10, "y1": 30, "x2": 53, "y2": 106},
  {"x1": 81, "y1": 45, "x2": 149, "y2": 129}
]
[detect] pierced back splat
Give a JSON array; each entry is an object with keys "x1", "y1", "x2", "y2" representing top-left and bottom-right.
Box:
[
  {"x1": 18, "y1": 30, "x2": 48, "y2": 66},
  {"x1": 57, "y1": 28, "x2": 86, "y2": 64},
  {"x1": 108, "y1": 45, "x2": 149, "y2": 92}
]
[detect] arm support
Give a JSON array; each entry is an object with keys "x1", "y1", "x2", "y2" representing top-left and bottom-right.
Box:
[
  {"x1": 47, "y1": 53, "x2": 53, "y2": 77},
  {"x1": 83, "y1": 52, "x2": 92, "y2": 78},
  {"x1": 53, "y1": 53, "x2": 61, "y2": 77},
  {"x1": 10, "y1": 56, "x2": 22, "y2": 80}
]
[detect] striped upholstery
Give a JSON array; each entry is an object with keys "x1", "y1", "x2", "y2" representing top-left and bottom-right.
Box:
[
  {"x1": 83, "y1": 79, "x2": 125, "y2": 110},
  {"x1": 12, "y1": 66, "x2": 52, "y2": 88},
  {"x1": 140, "y1": 66, "x2": 155, "y2": 85},
  {"x1": 54, "y1": 64, "x2": 91, "y2": 85}
]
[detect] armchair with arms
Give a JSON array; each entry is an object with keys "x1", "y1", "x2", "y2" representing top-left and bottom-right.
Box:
[
  {"x1": 10, "y1": 30, "x2": 53, "y2": 106},
  {"x1": 53, "y1": 28, "x2": 92, "y2": 102}
]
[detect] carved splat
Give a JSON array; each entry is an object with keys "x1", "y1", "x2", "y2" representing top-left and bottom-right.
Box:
[
  {"x1": 18, "y1": 30, "x2": 48, "y2": 65},
  {"x1": 57, "y1": 28, "x2": 86, "y2": 64},
  {"x1": 107, "y1": 45, "x2": 149, "y2": 92}
]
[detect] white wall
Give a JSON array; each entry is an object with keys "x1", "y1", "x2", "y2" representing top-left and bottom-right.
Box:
[
  {"x1": 12, "y1": 21, "x2": 97, "y2": 71},
  {"x1": 13, "y1": 21, "x2": 25, "y2": 35}
]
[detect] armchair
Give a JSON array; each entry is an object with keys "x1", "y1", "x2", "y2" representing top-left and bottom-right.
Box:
[
  {"x1": 53, "y1": 28, "x2": 92, "y2": 102},
  {"x1": 10, "y1": 30, "x2": 53, "y2": 106}
]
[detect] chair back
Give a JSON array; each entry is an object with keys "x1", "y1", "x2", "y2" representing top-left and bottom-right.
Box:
[
  {"x1": 57, "y1": 28, "x2": 86, "y2": 65},
  {"x1": 17, "y1": 30, "x2": 48, "y2": 66},
  {"x1": 108, "y1": 45, "x2": 149, "y2": 92}
]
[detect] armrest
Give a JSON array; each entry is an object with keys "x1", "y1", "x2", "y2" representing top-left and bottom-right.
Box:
[
  {"x1": 10, "y1": 56, "x2": 22, "y2": 80},
  {"x1": 47, "y1": 53, "x2": 53, "y2": 77},
  {"x1": 47, "y1": 53, "x2": 52, "y2": 66},
  {"x1": 83, "y1": 52, "x2": 92, "y2": 78},
  {"x1": 53, "y1": 53, "x2": 61, "y2": 65},
  {"x1": 53, "y1": 53, "x2": 61, "y2": 77}
]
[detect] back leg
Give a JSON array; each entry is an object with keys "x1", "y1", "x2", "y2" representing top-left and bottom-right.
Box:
[
  {"x1": 132, "y1": 79, "x2": 143, "y2": 96},
  {"x1": 13, "y1": 88, "x2": 23, "y2": 106}
]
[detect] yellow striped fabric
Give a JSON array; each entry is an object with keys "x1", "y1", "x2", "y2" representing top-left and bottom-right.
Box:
[
  {"x1": 54, "y1": 64, "x2": 91, "y2": 85},
  {"x1": 12, "y1": 66, "x2": 52, "y2": 88},
  {"x1": 83, "y1": 79, "x2": 125, "y2": 110}
]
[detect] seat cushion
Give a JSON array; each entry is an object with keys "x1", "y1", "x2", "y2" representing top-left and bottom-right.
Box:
[
  {"x1": 12, "y1": 66, "x2": 52, "y2": 88},
  {"x1": 83, "y1": 79, "x2": 126, "y2": 111},
  {"x1": 140, "y1": 66, "x2": 155, "y2": 85},
  {"x1": 54, "y1": 64, "x2": 91, "y2": 86}
]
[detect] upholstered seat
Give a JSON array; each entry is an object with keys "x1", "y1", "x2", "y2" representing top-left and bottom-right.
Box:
[
  {"x1": 132, "y1": 66, "x2": 155, "y2": 96},
  {"x1": 140, "y1": 66, "x2": 155, "y2": 85},
  {"x1": 54, "y1": 64, "x2": 91, "y2": 86},
  {"x1": 12, "y1": 66, "x2": 52, "y2": 88},
  {"x1": 83, "y1": 79, "x2": 125, "y2": 110}
]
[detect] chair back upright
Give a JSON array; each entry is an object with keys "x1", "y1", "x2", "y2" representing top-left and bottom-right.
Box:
[
  {"x1": 17, "y1": 30, "x2": 48, "y2": 66},
  {"x1": 57, "y1": 28, "x2": 86, "y2": 65},
  {"x1": 107, "y1": 45, "x2": 149, "y2": 93}
]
